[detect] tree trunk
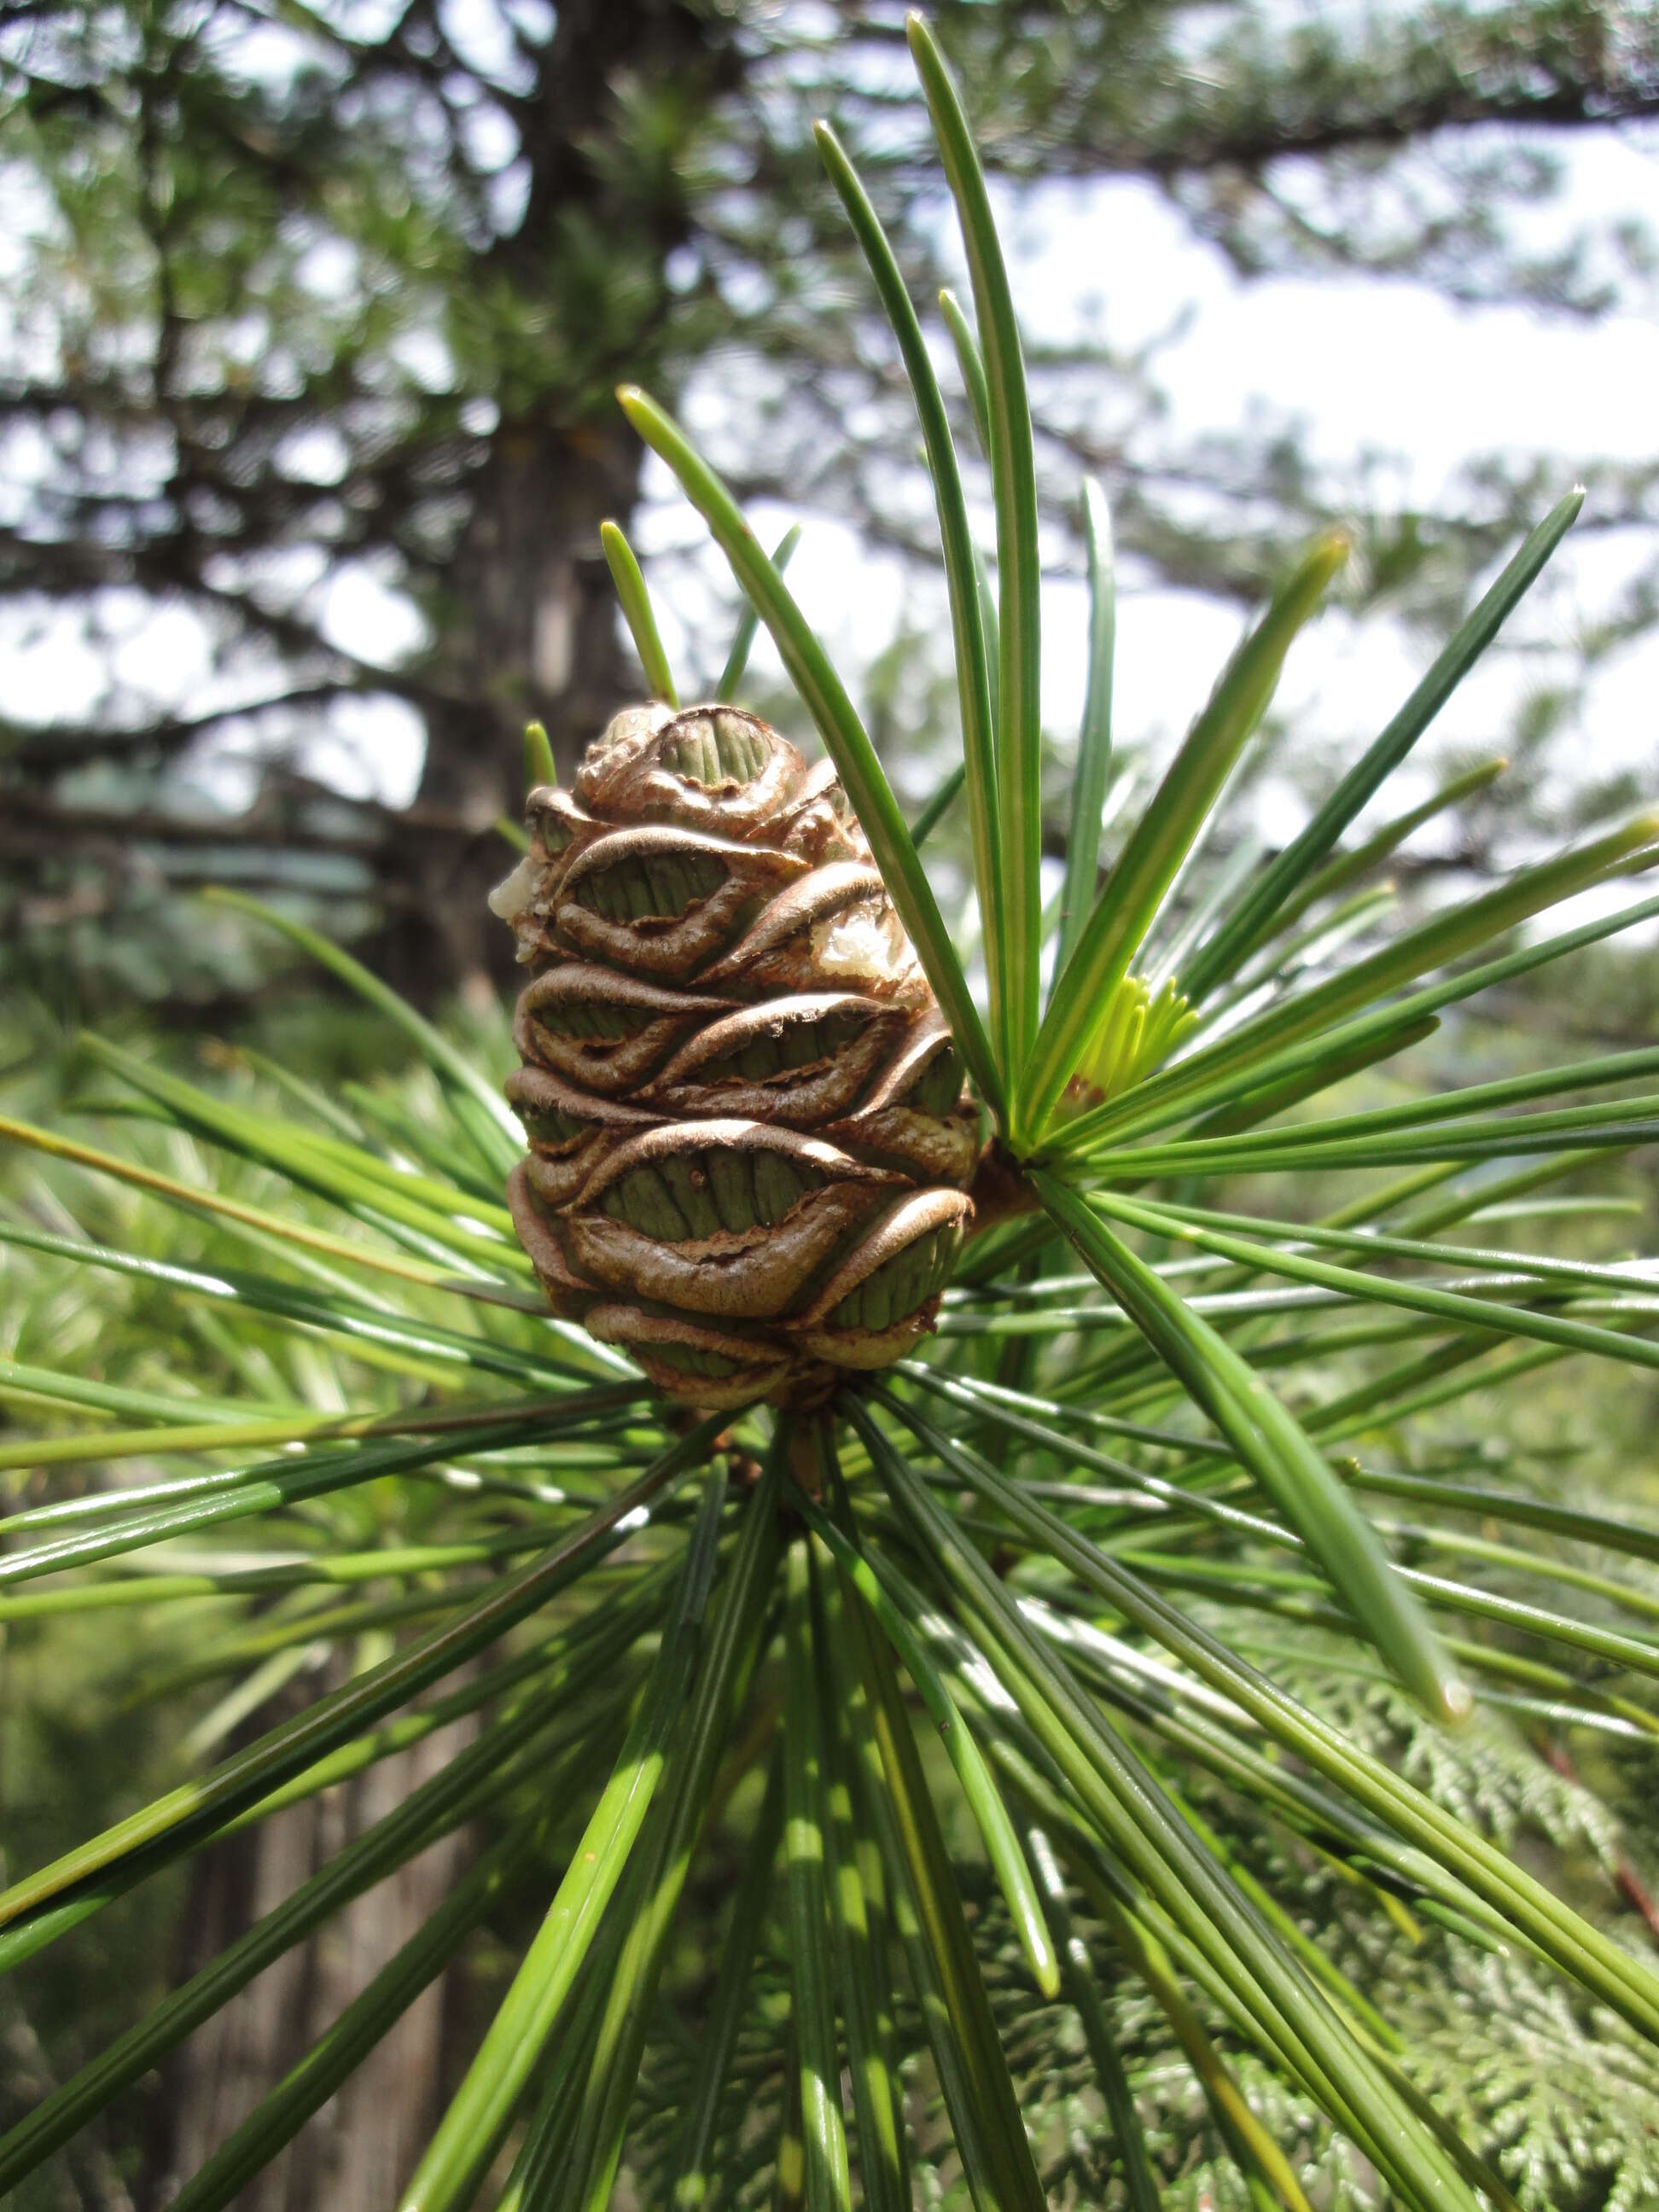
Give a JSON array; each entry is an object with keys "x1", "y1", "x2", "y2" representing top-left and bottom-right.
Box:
[
  {"x1": 140, "y1": 1699, "x2": 479, "y2": 2210},
  {"x1": 376, "y1": 418, "x2": 643, "y2": 1006},
  {"x1": 376, "y1": 0, "x2": 735, "y2": 1008}
]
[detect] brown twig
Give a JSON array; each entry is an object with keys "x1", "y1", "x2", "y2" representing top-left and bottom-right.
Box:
[{"x1": 965, "y1": 1138, "x2": 1039, "y2": 1242}]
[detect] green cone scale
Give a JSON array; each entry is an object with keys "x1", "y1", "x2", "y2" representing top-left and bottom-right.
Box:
[{"x1": 492, "y1": 702, "x2": 979, "y2": 1406}]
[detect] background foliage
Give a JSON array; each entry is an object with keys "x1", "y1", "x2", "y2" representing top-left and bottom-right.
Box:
[{"x1": 3, "y1": 0, "x2": 1657, "y2": 998}]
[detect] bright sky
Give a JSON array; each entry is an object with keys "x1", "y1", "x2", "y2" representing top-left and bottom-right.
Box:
[
  {"x1": 3, "y1": 110, "x2": 1656, "y2": 853},
  {"x1": 754, "y1": 144, "x2": 1656, "y2": 833}
]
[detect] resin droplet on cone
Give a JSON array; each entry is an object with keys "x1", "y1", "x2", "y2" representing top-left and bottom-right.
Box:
[{"x1": 492, "y1": 702, "x2": 978, "y2": 1407}]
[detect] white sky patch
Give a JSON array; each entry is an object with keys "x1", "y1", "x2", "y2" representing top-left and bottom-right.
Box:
[
  {"x1": 295, "y1": 691, "x2": 428, "y2": 806},
  {"x1": 319, "y1": 562, "x2": 431, "y2": 665},
  {"x1": 1, "y1": 602, "x2": 108, "y2": 725},
  {"x1": 3, "y1": 104, "x2": 1655, "y2": 835},
  {"x1": 110, "y1": 601, "x2": 215, "y2": 700},
  {"x1": 273, "y1": 423, "x2": 352, "y2": 487}
]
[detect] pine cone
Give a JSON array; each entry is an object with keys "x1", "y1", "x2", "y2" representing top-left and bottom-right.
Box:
[{"x1": 492, "y1": 702, "x2": 980, "y2": 1408}]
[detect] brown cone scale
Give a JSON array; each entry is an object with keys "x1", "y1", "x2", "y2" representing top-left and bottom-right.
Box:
[{"x1": 492, "y1": 702, "x2": 979, "y2": 1408}]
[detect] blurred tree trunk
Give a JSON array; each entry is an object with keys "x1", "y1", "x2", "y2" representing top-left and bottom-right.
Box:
[
  {"x1": 140, "y1": 1698, "x2": 478, "y2": 2210},
  {"x1": 377, "y1": 419, "x2": 641, "y2": 1004},
  {"x1": 375, "y1": 0, "x2": 725, "y2": 1004}
]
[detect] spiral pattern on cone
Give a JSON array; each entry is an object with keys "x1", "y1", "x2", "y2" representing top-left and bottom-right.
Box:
[{"x1": 491, "y1": 701, "x2": 978, "y2": 1408}]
